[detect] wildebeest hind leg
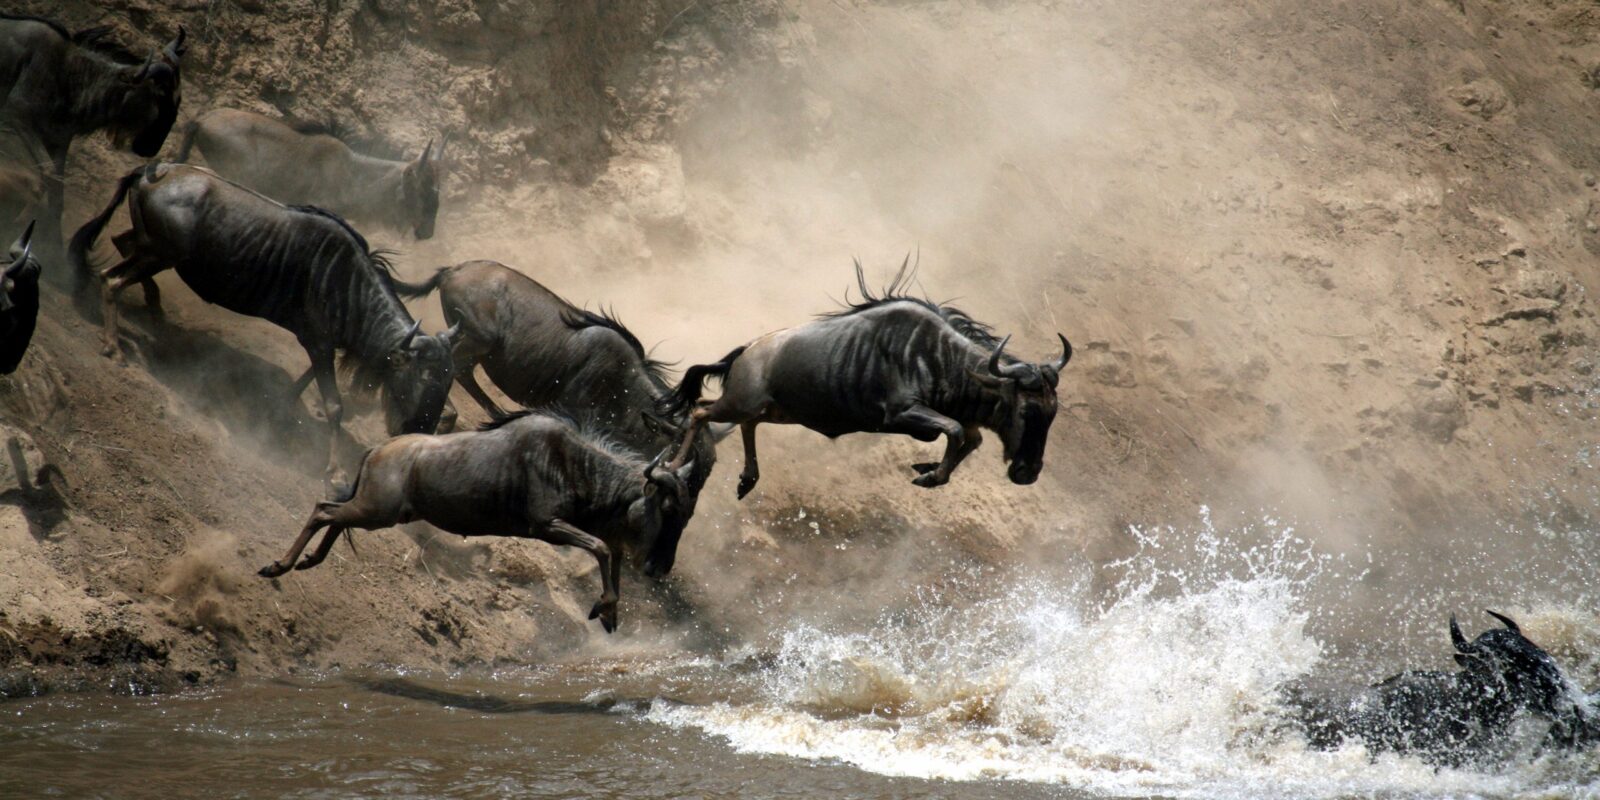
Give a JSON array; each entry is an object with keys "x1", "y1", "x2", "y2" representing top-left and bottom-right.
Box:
[
  {"x1": 888, "y1": 404, "x2": 965, "y2": 488},
  {"x1": 99, "y1": 255, "x2": 166, "y2": 362},
  {"x1": 456, "y1": 367, "x2": 506, "y2": 420},
  {"x1": 737, "y1": 422, "x2": 761, "y2": 499},
  {"x1": 260, "y1": 505, "x2": 338, "y2": 578},
  {"x1": 294, "y1": 525, "x2": 348, "y2": 571},
  {"x1": 543, "y1": 519, "x2": 618, "y2": 633}
]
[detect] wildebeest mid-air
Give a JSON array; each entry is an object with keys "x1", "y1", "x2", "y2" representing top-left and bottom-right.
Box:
[
  {"x1": 666, "y1": 261, "x2": 1072, "y2": 497},
  {"x1": 0, "y1": 15, "x2": 186, "y2": 259},
  {"x1": 258, "y1": 410, "x2": 699, "y2": 634},
  {"x1": 68, "y1": 163, "x2": 457, "y2": 484},
  {"x1": 393, "y1": 260, "x2": 719, "y2": 577},
  {"x1": 1292, "y1": 611, "x2": 1600, "y2": 765},
  {"x1": 175, "y1": 108, "x2": 444, "y2": 240},
  {"x1": 0, "y1": 221, "x2": 39, "y2": 374}
]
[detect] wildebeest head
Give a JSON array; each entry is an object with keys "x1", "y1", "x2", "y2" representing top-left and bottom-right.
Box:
[
  {"x1": 969, "y1": 334, "x2": 1072, "y2": 484},
  {"x1": 1450, "y1": 611, "x2": 1586, "y2": 725},
  {"x1": 113, "y1": 27, "x2": 186, "y2": 158},
  {"x1": 0, "y1": 222, "x2": 38, "y2": 314},
  {"x1": 381, "y1": 320, "x2": 459, "y2": 434},
  {"x1": 398, "y1": 137, "x2": 443, "y2": 240},
  {"x1": 630, "y1": 453, "x2": 698, "y2": 547}
]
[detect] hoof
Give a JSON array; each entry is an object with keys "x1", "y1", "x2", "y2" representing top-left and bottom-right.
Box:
[
  {"x1": 911, "y1": 471, "x2": 948, "y2": 489},
  {"x1": 911, "y1": 462, "x2": 939, "y2": 475},
  {"x1": 643, "y1": 558, "x2": 671, "y2": 580},
  {"x1": 258, "y1": 563, "x2": 288, "y2": 578},
  {"x1": 589, "y1": 601, "x2": 618, "y2": 633},
  {"x1": 736, "y1": 474, "x2": 758, "y2": 499}
]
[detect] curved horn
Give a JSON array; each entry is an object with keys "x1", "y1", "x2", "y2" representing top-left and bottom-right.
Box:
[
  {"x1": 400, "y1": 319, "x2": 422, "y2": 349},
  {"x1": 165, "y1": 26, "x2": 187, "y2": 60},
  {"x1": 419, "y1": 138, "x2": 434, "y2": 166},
  {"x1": 1486, "y1": 610, "x2": 1522, "y2": 634},
  {"x1": 6, "y1": 221, "x2": 35, "y2": 278},
  {"x1": 643, "y1": 451, "x2": 665, "y2": 480},
  {"x1": 1051, "y1": 333, "x2": 1073, "y2": 371},
  {"x1": 1451, "y1": 614, "x2": 1474, "y2": 653},
  {"x1": 134, "y1": 51, "x2": 154, "y2": 81},
  {"x1": 440, "y1": 320, "x2": 463, "y2": 343},
  {"x1": 434, "y1": 133, "x2": 449, "y2": 162},
  {"x1": 987, "y1": 335, "x2": 1032, "y2": 380}
]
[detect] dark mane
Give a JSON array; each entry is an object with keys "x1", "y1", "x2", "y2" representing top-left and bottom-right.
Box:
[
  {"x1": 560, "y1": 306, "x2": 676, "y2": 388},
  {"x1": 822, "y1": 256, "x2": 1008, "y2": 352},
  {"x1": 283, "y1": 114, "x2": 351, "y2": 141},
  {"x1": 285, "y1": 203, "x2": 399, "y2": 279},
  {"x1": 477, "y1": 408, "x2": 536, "y2": 432}
]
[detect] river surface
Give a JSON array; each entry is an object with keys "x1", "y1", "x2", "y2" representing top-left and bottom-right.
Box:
[{"x1": 4, "y1": 522, "x2": 1598, "y2": 799}]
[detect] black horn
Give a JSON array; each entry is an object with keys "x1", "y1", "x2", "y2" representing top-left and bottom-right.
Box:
[
  {"x1": 987, "y1": 335, "x2": 1032, "y2": 380},
  {"x1": 401, "y1": 319, "x2": 422, "y2": 349},
  {"x1": 1485, "y1": 610, "x2": 1522, "y2": 634},
  {"x1": 1051, "y1": 333, "x2": 1073, "y2": 371},
  {"x1": 419, "y1": 138, "x2": 433, "y2": 166},
  {"x1": 1450, "y1": 614, "x2": 1474, "y2": 653},
  {"x1": 6, "y1": 221, "x2": 35, "y2": 278},
  {"x1": 165, "y1": 26, "x2": 187, "y2": 60}
]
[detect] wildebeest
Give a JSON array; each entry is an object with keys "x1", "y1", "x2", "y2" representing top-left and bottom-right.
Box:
[
  {"x1": 175, "y1": 108, "x2": 443, "y2": 240},
  {"x1": 393, "y1": 260, "x2": 719, "y2": 577},
  {"x1": 0, "y1": 15, "x2": 185, "y2": 259},
  {"x1": 665, "y1": 262, "x2": 1071, "y2": 496},
  {"x1": 1293, "y1": 611, "x2": 1599, "y2": 765},
  {"x1": 257, "y1": 410, "x2": 698, "y2": 634},
  {"x1": 68, "y1": 163, "x2": 457, "y2": 484},
  {"x1": 0, "y1": 221, "x2": 39, "y2": 374}
]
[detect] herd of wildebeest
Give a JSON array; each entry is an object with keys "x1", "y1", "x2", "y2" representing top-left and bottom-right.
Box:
[{"x1": 1, "y1": 12, "x2": 1598, "y2": 768}]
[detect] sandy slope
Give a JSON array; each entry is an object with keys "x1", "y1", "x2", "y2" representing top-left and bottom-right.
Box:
[{"x1": 3, "y1": 0, "x2": 1599, "y2": 690}]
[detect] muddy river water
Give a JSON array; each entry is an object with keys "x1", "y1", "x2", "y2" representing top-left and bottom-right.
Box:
[{"x1": 5, "y1": 525, "x2": 1598, "y2": 799}]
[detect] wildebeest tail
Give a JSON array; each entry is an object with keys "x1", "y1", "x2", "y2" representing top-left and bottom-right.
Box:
[
  {"x1": 69, "y1": 167, "x2": 144, "y2": 285},
  {"x1": 391, "y1": 266, "x2": 452, "y2": 299},
  {"x1": 661, "y1": 345, "x2": 746, "y2": 415},
  {"x1": 172, "y1": 119, "x2": 199, "y2": 163}
]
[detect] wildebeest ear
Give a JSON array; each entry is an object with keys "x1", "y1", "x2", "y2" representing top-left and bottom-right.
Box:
[
  {"x1": 639, "y1": 410, "x2": 681, "y2": 437},
  {"x1": 968, "y1": 368, "x2": 1006, "y2": 389},
  {"x1": 1454, "y1": 653, "x2": 1474, "y2": 667}
]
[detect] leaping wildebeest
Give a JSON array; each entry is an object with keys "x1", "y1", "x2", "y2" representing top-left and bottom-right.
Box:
[
  {"x1": 176, "y1": 108, "x2": 444, "y2": 240},
  {"x1": 258, "y1": 410, "x2": 699, "y2": 634},
  {"x1": 393, "y1": 260, "x2": 719, "y2": 577},
  {"x1": 0, "y1": 15, "x2": 186, "y2": 259},
  {"x1": 1292, "y1": 611, "x2": 1600, "y2": 765},
  {"x1": 0, "y1": 221, "x2": 39, "y2": 374},
  {"x1": 68, "y1": 163, "x2": 458, "y2": 484},
  {"x1": 666, "y1": 262, "x2": 1071, "y2": 496}
]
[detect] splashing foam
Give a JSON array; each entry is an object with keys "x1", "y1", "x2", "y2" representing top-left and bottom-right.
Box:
[{"x1": 648, "y1": 513, "x2": 1594, "y2": 797}]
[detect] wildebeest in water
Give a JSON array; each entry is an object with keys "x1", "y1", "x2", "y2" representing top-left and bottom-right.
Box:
[
  {"x1": 258, "y1": 410, "x2": 698, "y2": 634},
  {"x1": 393, "y1": 260, "x2": 720, "y2": 577},
  {"x1": 68, "y1": 163, "x2": 458, "y2": 484},
  {"x1": 176, "y1": 108, "x2": 444, "y2": 240},
  {"x1": 1292, "y1": 611, "x2": 1600, "y2": 765},
  {"x1": 0, "y1": 15, "x2": 186, "y2": 259},
  {"x1": 666, "y1": 261, "x2": 1072, "y2": 496},
  {"x1": 0, "y1": 221, "x2": 39, "y2": 374}
]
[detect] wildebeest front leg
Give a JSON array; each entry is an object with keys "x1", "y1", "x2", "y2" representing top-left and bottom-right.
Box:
[
  {"x1": 544, "y1": 519, "x2": 618, "y2": 633},
  {"x1": 305, "y1": 346, "x2": 349, "y2": 490},
  {"x1": 888, "y1": 404, "x2": 966, "y2": 488},
  {"x1": 912, "y1": 425, "x2": 982, "y2": 478}
]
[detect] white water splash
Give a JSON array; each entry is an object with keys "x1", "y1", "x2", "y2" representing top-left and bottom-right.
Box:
[{"x1": 647, "y1": 513, "x2": 1600, "y2": 798}]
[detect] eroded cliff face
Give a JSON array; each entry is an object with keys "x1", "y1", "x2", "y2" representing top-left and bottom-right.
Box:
[{"x1": 2, "y1": 0, "x2": 1599, "y2": 693}]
